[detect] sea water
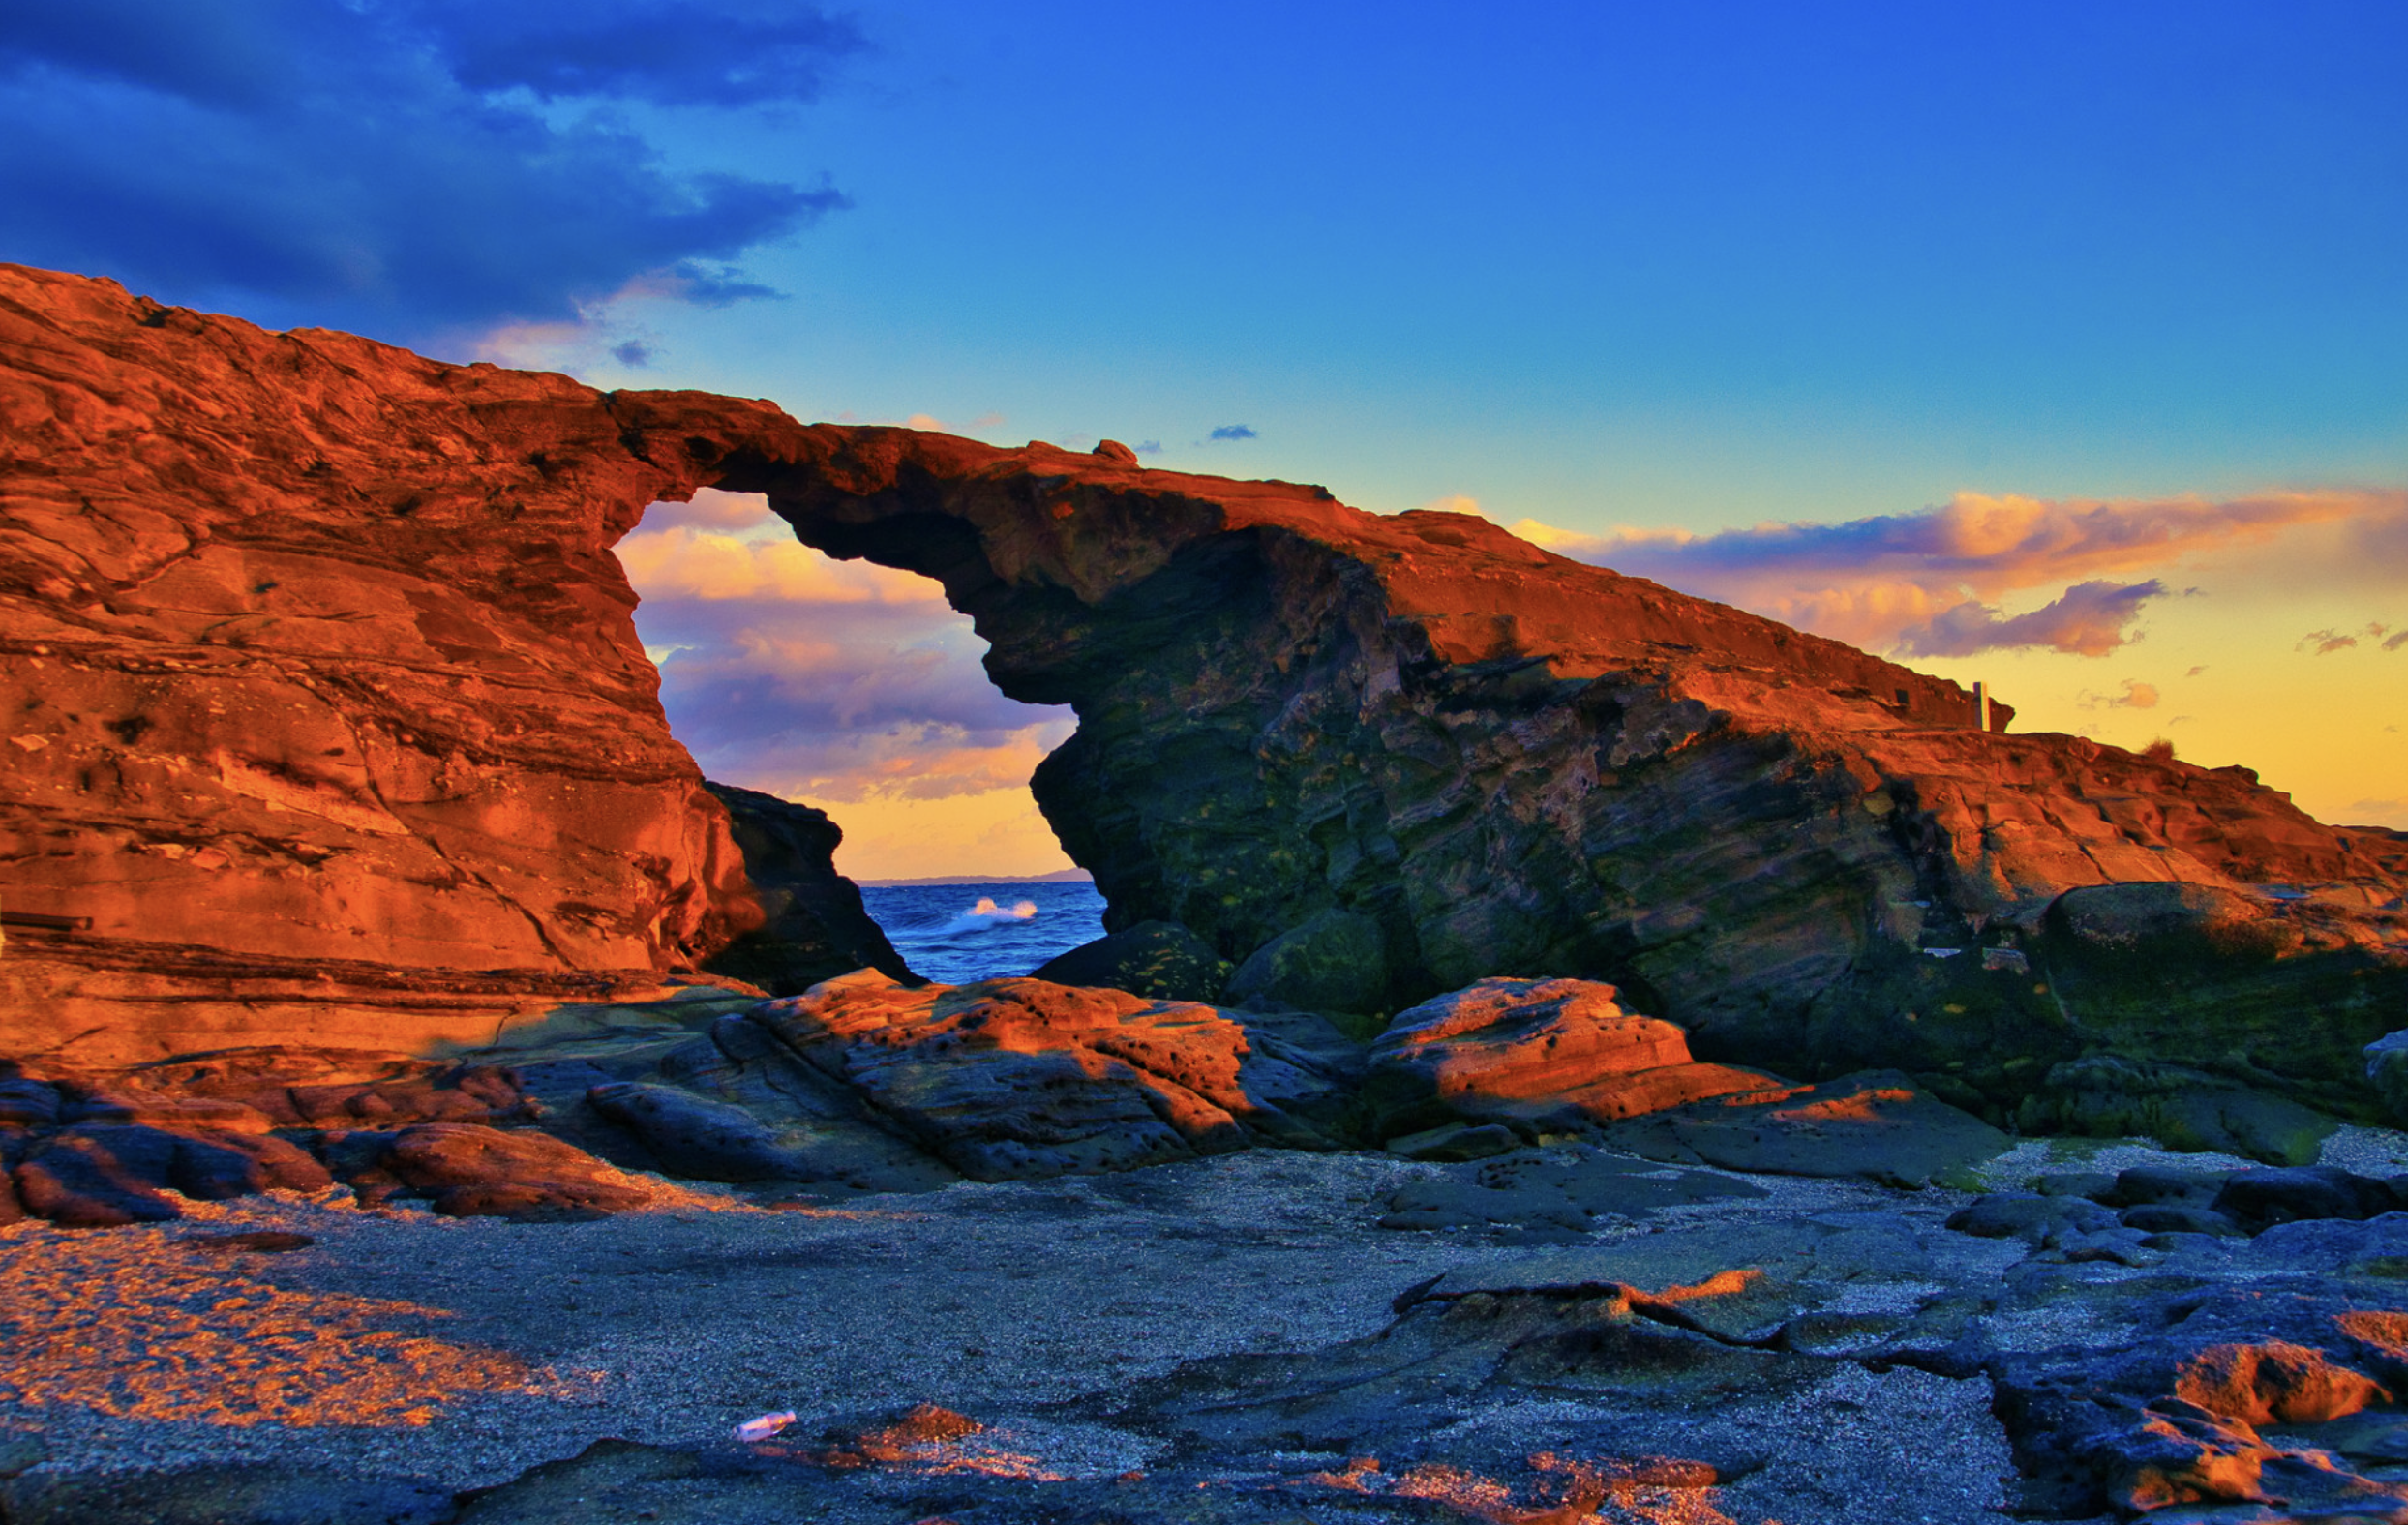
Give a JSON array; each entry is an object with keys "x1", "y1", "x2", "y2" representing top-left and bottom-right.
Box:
[{"x1": 858, "y1": 880, "x2": 1107, "y2": 986}]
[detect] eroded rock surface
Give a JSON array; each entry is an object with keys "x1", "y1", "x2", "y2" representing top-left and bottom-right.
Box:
[
  {"x1": 1364, "y1": 975, "x2": 1785, "y2": 1139},
  {"x1": 749, "y1": 971, "x2": 1352, "y2": 1179},
  {"x1": 8, "y1": 263, "x2": 2404, "y2": 1117}
]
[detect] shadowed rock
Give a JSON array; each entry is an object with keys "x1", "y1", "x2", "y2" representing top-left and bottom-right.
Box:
[
  {"x1": 698, "y1": 782, "x2": 913, "y2": 995},
  {"x1": 1032, "y1": 919, "x2": 1232, "y2": 1003},
  {"x1": 1607, "y1": 1069, "x2": 2011, "y2": 1186}
]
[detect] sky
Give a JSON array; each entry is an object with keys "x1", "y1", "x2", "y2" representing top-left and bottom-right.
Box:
[{"x1": 5, "y1": 1, "x2": 2403, "y2": 876}]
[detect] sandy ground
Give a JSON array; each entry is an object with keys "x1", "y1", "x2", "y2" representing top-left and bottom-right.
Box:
[{"x1": 11, "y1": 1130, "x2": 2405, "y2": 1522}]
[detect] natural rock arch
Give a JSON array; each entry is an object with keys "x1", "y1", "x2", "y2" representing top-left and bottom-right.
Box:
[{"x1": 5, "y1": 263, "x2": 2402, "y2": 1119}]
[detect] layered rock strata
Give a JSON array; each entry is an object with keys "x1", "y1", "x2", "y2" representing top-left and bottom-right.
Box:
[{"x1": 4, "y1": 264, "x2": 2401, "y2": 1118}]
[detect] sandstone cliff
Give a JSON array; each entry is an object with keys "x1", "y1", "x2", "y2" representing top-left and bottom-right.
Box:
[
  {"x1": 0, "y1": 265, "x2": 766, "y2": 1059},
  {"x1": 4, "y1": 265, "x2": 2401, "y2": 1117}
]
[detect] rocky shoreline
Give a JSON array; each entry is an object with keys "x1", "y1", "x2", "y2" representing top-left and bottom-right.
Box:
[
  {"x1": 7, "y1": 260, "x2": 2408, "y2": 1523},
  {"x1": 11, "y1": 973, "x2": 2408, "y2": 1521},
  {"x1": 12, "y1": 1124, "x2": 2408, "y2": 1524}
]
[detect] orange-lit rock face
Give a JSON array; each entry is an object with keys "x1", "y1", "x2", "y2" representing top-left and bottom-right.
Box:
[
  {"x1": 0, "y1": 264, "x2": 763, "y2": 1057},
  {"x1": 2173, "y1": 1341, "x2": 2391, "y2": 1428},
  {"x1": 751, "y1": 971, "x2": 1341, "y2": 1179},
  {"x1": 5, "y1": 264, "x2": 2401, "y2": 1095},
  {"x1": 1366, "y1": 977, "x2": 1783, "y2": 1132}
]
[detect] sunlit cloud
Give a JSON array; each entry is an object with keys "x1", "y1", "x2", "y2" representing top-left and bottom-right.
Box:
[
  {"x1": 1514, "y1": 487, "x2": 2408, "y2": 658},
  {"x1": 2081, "y1": 678, "x2": 2161, "y2": 710},
  {"x1": 613, "y1": 496, "x2": 1072, "y2": 840},
  {"x1": 617, "y1": 524, "x2": 945, "y2": 604}
]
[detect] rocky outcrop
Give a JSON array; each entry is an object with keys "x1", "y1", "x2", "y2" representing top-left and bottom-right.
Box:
[
  {"x1": 748, "y1": 971, "x2": 1351, "y2": 1178},
  {"x1": 1363, "y1": 975, "x2": 1784, "y2": 1139},
  {"x1": 697, "y1": 782, "x2": 911, "y2": 994},
  {"x1": 0, "y1": 264, "x2": 784, "y2": 1061},
  {"x1": 5, "y1": 263, "x2": 2401, "y2": 1121}
]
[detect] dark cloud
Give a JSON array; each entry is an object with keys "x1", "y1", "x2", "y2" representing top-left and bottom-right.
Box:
[
  {"x1": 0, "y1": 0, "x2": 854, "y2": 342},
  {"x1": 1133, "y1": 440, "x2": 1163, "y2": 456},
  {"x1": 1896, "y1": 580, "x2": 2165, "y2": 659},
  {"x1": 2387, "y1": 630, "x2": 2408, "y2": 652},
  {"x1": 611, "y1": 340, "x2": 654, "y2": 368},
  {"x1": 413, "y1": 1, "x2": 864, "y2": 106},
  {"x1": 1207, "y1": 425, "x2": 1257, "y2": 441}
]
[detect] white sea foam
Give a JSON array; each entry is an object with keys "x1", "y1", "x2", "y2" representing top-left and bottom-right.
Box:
[{"x1": 932, "y1": 897, "x2": 1040, "y2": 937}]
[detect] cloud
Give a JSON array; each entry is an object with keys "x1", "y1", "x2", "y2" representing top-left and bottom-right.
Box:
[
  {"x1": 1515, "y1": 487, "x2": 2408, "y2": 658},
  {"x1": 1207, "y1": 425, "x2": 1258, "y2": 442},
  {"x1": 614, "y1": 498, "x2": 1073, "y2": 811},
  {"x1": 1898, "y1": 579, "x2": 2166, "y2": 658},
  {"x1": 610, "y1": 340, "x2": 653, "y2": 368},
  {"x1": 2081, "y1": 678, "x2": 2162, "y2": 710},
  {"x1": 0, "y1": 0, "x2": 854, "y2": 342},
  {"x1": 1133, "y1": 440, "x2": 1163, "y2": 456},
  {"x1": 1420, "y1": 494, "x2": 1486, "y2": 516},
  {"x1": 2301, "y1": 628, "x2": 2361, "y2": 655},
  {"x1": 413, "y1": 1, "x2": 864, "y2": 106},
  {"x1": 895, "y1": 411, "x2": 1006, "y2": 434},
  {"x1": 617, "y1": 524, "x2": 948, "y2": 605},
  {"x1": 2388, "y1": 631, "x2": 2408, "y2": 652}
]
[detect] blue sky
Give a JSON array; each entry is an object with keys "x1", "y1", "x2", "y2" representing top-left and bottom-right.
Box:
[{"x1": 7, "y1": 1, "x2": 2405, "y2": 869}]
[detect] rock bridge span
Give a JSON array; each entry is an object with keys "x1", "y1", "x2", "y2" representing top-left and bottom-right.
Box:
[{"x1": 4, "y1": 263, "x2": 2401, "y2": 1117}]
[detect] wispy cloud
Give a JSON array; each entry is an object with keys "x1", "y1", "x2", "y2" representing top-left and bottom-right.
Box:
[
  {"x1": 1207, "y1": 424, "x2": 1258, "y2": 442},
  {"x1": 2081, "y1": 678, "x2": 2162, "y2": 710},
  {"x1": 2300, "y1": 621, "x2": 2407, "y2": 656},
  {"x1": 1515, "y1": 488, "x2": 2408, "y2": 658}
]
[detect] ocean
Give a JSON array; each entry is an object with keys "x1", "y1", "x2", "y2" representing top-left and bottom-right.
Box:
[{"x1": 858, "y1": 879, "x2": 1108, "y2": 986}]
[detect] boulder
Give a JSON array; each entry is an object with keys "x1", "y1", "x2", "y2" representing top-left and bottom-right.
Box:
[
  {"x1": 748, "y1": 971, "x2": 1349, "y2": 1180},
  {"x1": 0, "y1": 1075, "x2": 61, "y2": 1129},
  {"x1": 1383, "y1": 1121, "x2": 1523, "y2": 1162},
  {"x1": 699, "y1": 782, "x2": 913, "y2": 995},
  {"x1": 1378, "y1": 1147, "x2": 1765, "y2": 1235},
  {"x1": 2210, "y1": 1166, "x2": 2406, "y2": 1232},
  {"x1": 102, "y1": 1047, "x2": 547, "y2": 1129},
  {"x1": 1363, "y1": 976, "x2": 1784, "y2": 1135},
  {"x1": 2367, "y1": 1029, "x2": 2408, "y2": 1122},
  {"x1": 1032, "y1": 920, "x2": 1233, "y2": 1003},
  {"x1": 1605, "y1": 1070, "x2": 2012, "y2": 1186},
  {"x1": 2099, "y1": 1163, "x2": 2234, "y2": 1208},
  {"x1": 12, "y1": 1126, "x2": 183, "y2": 1225},
  {"x1": 585, "y1": 1081, "x2": 803, "y2": 1182},
  {"x1": 2013, "y1": 1055, "x2": 2335, "y2": 1164},
  {"x1": 1944, "y1": 1193, "x2": 2121, "y2": 1247},
  {"x1": 382, "y1": 1122, "x2": 654, "y2": 1219},
  {"x1": 9, "y1": 1122, "x2": 331, "y2": 1224}
]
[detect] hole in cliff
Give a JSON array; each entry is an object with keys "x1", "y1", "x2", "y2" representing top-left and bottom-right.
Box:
[{"x1": 615, "y1": 489, "x2": 1102, "y2": 980}]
